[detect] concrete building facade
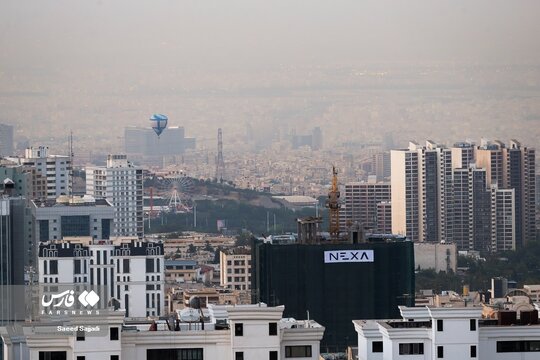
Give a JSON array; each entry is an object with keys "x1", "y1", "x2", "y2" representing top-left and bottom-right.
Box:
[
  {"x1": 341, "y1": 181, "x2": 391, "y2": 233},
  {"x1": 0, "y1": 124, "x2": 14, "y2": 157},
  {"x1": 6, "y1": 146, "x2": 71, "y2": 199},
  {"x1": 220, "y1": 249, "x2": 251, "y2": 291},
  {"x1": 31, "y1": 196, "x2": 115, "y2": 242},
  {"x1": 86, "y1": 155, "x2": 144, "y2": 238}
]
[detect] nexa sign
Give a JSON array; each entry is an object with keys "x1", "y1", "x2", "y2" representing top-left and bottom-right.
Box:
[{"x1": 324, "y1": 250, "x2": 374, "y2": 263}]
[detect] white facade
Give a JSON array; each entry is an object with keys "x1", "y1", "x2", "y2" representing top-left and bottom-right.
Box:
[
  {"x1": 1, "y1": 304, "x2": 324, "y2": 360},
  {"x1": 86, "y1": 154, "x2": 143, "y2": 238},
  {"x1": 6, "y1": 146, "x2": 71, "y2": 199},
  {"x1": 38, "y1": 237, "x2": 164, "y2": 318},
  {"x1": 355, "y1": 306, "x2": 540, "y2": 360}
]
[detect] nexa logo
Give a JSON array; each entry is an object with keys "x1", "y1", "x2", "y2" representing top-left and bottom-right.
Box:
[{"x1": 324, "y1": 250, "x2": 374, "y2": 263}]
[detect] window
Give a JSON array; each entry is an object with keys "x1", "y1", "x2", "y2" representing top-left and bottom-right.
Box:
[
  {"x1": 146, "y1": 258, "x2": 154, "y2": 273},
  {"x1": 285, "y1": 346, "x2": 312, "y2": 358},
  {"x1": 39, "y1": 352, "x2": 67, "y2": 360},
  {"x1": 398, "y1": 343, "x2": 424, "y2": 355},
  {"x1": 372, "y1": 341, "x2": 383, "y2": 353},
  {"x1": 77, "y1": 357, "x2": 85, "y2": 360},
  {"x1": 235, "y1": 352, "x2": 244, "y2": 360},
  {"x1": 123, "y1": 259, "x2": 130, "y2": 273},
  {"x1": 146, "y1": 349, "x2": 203, "y2": 360},
  {"x1": 269, "y1": 322, "x2": 277, "y2": 336},
  {"x1": 74, "y1": 259, "x2": 81, "y2": 274},
  {"x1": 437, "y1": 346, "x2": 444, "y2": 358},
  {"x1": 49, "y1": 260, "x2": 58, "y2": 275},
  {"x1": 110, "y1": 356, "x2": 119, "y2": 360},
  {"x1": 269, "y1": 351, "x2": 278, "y2": 360},
  {"x1": 470, "y1": 345, "x2": 477, "y2": 358},
  {"x1": 76, "y1": 330, "x2": 85, "y2": 341},
  {"x1": 470, "y1": 319, "x2": 476, "y2": 331},
  {"x1": 497, "y1": 340, "x2": 540, "y2": 352},
  {"x1": 61, "y1": 215, "x2": 90, "y2": 237},
  {"x1": 235, "y1": 323, "x2": 243, "y2": 336},
  {"x1": 110, "y1": 327, "x2": 119, "y2": 341},
  {"x1": 437, "y1": 319, "x2": 443, "y2": 331}
]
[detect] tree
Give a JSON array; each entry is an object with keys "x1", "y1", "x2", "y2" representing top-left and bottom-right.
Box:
[
  {"x1": 204, "y1": 240, "x2": 214, "y2": 252},
  {"x1": 187, "y1": 244, "x2": 197, "y2": 254},
  {"x1": 235, "y1": 232, "x2": 253, "y2": 247}
]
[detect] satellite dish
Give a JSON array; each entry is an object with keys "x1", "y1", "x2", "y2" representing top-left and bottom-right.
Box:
[
  {"x1": 150, "y1": 114, "x2": 168, "y2": 137},
  {"x1": 189, "y1": 296, "x2": 202, "y2": 309},
  {"x1": 180, "y1": 307, "x2": 200, "y2": 322}
]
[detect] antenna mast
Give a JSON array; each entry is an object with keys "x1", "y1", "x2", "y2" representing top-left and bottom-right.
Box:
[
  {"x1": 215, "y1": 128, "x2": 225, "y2": 182},
  {"x1": 69, "y1": 131, "x2": 74, "y2": 199}
]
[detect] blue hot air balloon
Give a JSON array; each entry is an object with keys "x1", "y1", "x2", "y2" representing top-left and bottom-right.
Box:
[{"x1": 150, "y1": 114, "x2": 168, "y2": 137}]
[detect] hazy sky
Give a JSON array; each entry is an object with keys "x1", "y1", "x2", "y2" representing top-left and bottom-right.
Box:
[
  {"x1": 2, "y1": 1, "x2": 540, "y2": 153},
  {"x1": 2, "y1": 0, "x2": 540, "y2": 73}
]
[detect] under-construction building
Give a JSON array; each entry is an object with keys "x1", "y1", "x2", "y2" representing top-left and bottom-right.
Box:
[{"x1": 251, "y1": 237, "x2": 415, "y2": 351}]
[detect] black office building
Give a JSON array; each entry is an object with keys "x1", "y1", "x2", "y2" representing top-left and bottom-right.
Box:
[{"x1": 251, "y1": 239, "x2": 415, "y2": 351}]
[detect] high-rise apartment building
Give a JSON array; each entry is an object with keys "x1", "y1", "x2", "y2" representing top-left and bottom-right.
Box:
[
  {"x1": 373, "y1": 152, "x2": 391, "y2": 181},
  {"x1": 392, "y1": 141, "x2": 452, "y2": 243},
  {"x1": 451, "y1": 141, "x2": 475, "y2": 169},
  {"x1": 452, "y1": 167, "x2": 491, "y2": 251},
  {"x1": 491, "y1": 186, "x2": 516, "y2": 251},
  {"x1": 391, "y1": 145, "x2": 420, "y2": 241},
  {"x1": 86, "y1": 155, "x2": 144, "y2": 238},
  {"x1": 391, "y1": 139, "x2": 534, "y2": 251},
  {"x1": 376, "y1": 201, "x2": 392, "y2": 234},
  {"x1": 6, "y1": 146, "x2": 71, "y2": 199},
  {"x1": 341, "y1": 181, "x2": 391, "y2": 233},
  {"x1": 0, "y1": 123, "x2": 14, "y2": 157},
  {"x1": 476, "y1": 140, "x2": 535, "y2": 248}
]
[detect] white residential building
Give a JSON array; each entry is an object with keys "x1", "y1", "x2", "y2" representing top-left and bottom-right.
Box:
[
  {"x1": 86, "y1": 154, "x2": 144, "y2": 238},
  {"x1": 6, "y1": 146, "x2": 71, "y2": 199},
  {"x1": 0, "y1": 304, "x2": 324, "y2": 360},
  {"x1": 354, "y1": 305, "x2": 540, "y2": 360},
  {"x1": 38, "y1": 237, "x2": 164, "y2": 318}
]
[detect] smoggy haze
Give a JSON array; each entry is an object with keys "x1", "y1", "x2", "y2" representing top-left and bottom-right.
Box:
[{"x1": 1, "y1": 0, "x2": 540, "y2": 155}]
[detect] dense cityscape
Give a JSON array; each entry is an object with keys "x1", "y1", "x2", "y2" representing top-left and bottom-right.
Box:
[{"x1": 2, "y1": 1, "x2": 540, "y2": 360}]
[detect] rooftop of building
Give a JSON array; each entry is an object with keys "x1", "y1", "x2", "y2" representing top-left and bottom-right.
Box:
[
  {"x1": 165, "y1": 259, "x2": 198, "y2": 266},
  {"x1": 272, "y1": 195, "x2": 318, "y2": 204},
  {"x1": 221, "y1": 246, "x2": 251, "y2": 255},
  {"x1": 32, "y1": 195, "x2": 112, "y2": 208}
]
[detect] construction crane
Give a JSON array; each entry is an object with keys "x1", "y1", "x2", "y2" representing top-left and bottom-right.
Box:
[{"x1": 326, "y1": 166, "x2": 341, "y2": 242}]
